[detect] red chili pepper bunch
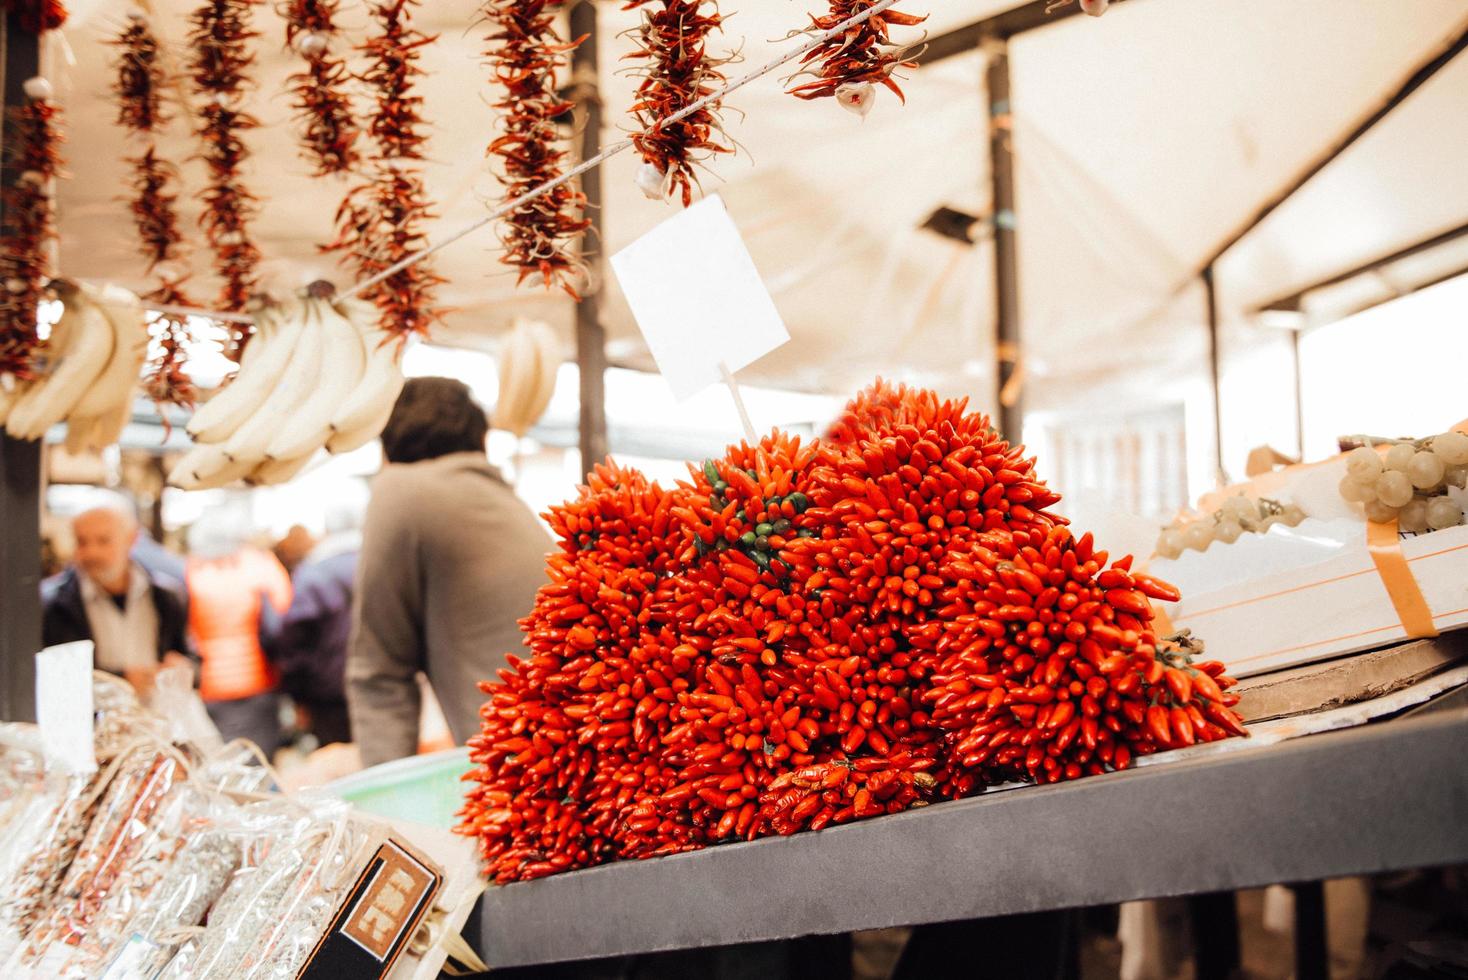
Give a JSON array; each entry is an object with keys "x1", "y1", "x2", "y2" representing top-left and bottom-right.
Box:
[
  {"x1": 481, "y1": 0, "x2": 590, "y2": 298},
  {"x1": 460, "y1": 381, "x2": 1246, "y2": 882},
  {"x1": 282, "y1": 0, "x2": 360, "y2": 176},
  {"x1": 0, "y1": 0, "x2": 66, "y2": 33},
  {"x1": 623, "y1": 0, "x2": 733, "y2": 206},
  {"x1": 187, "y1": 0, "x2": 263, "y2": 357},
  {"x1": 0, "y1": 83, "x2": 63, "y2": 380},
  {"x1": 460, "y1": 462, "x2": 687, "y2": 877},
  {"x1": 909, "y1": 529, "x2": 1243, "y2": 798},
  {"x1": 329, "y1": 0, "x2": 443, "y2": 340},
  {"x1": 114, "y1": 12, "x2": 196, "y2": 408},
  {"x1": 787, "y1": 0, "x2": 926, "y2": 105}
]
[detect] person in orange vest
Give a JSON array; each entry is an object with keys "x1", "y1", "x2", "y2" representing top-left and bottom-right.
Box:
[{"x1": 185, "y1": 512, "x2": 292, "y2": 756}]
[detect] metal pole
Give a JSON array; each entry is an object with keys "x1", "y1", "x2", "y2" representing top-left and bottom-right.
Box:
[
  {"x1": 570, "y1": 0, "x2": 608, "y2": 476},
  {"x1": 1291, "y1": 328, "x2": 1305, "y2": 461},
  {"x1": 0, "y1": 10, "x2": 42, "y2": 722},
  {"x1": 986, "y1": 39, "x2": 1023, "y2": 441},
  {"x1": 1203, "y1": 265, "x2": 1224, "y2": 484}
]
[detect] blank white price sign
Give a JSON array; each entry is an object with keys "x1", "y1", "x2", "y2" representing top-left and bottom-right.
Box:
[
  {"x1": 36, "y1": 640, "x2": 96, "y2": 774},
  {"x1": 611, "y1": 194, "x2": 790, "y2": 403}
]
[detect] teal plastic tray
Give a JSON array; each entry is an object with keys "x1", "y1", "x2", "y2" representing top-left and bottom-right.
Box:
[{"x1": 322, "y1": 747, "x2": 472, "y2": 829}]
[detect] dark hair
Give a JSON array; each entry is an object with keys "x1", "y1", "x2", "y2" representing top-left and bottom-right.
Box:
[{"x1": 380, "y1": 377, "x2": 490, "y2": 464}]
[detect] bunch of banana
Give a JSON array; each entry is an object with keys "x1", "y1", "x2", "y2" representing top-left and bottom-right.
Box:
[
  {"x1": 492, "y1": 318, "x2": 561, "y2": 437},
  {"x1": 0, "y1": 280, "x2": 148, "y2": 452},
  {"x1": 168, "y1": 282, "x2": 405, "y2": 490}
]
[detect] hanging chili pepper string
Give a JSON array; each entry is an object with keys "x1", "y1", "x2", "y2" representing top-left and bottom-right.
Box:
[
  {"x1": 0, "y1": 1, "x2": 66, "y2": 34},
  {"x1": 0, "y1": 77, "x2": 63, "y2": 381},
  {"x1": 115, "y1": 12, "x2": 198, "y2": 409},
  {"x1": 327, "y1": 0, "x2": 442, "y2": 340},
  {"x1": 624, "y1": 0, "x2": 734, "y2": 207},
  {"x1": 481, "y1": 0, "x2": 590, "y2": 298},
  {"x1": 187, "y1": 0, "x2": 262, "y2": 359},
  {"x1": 787, "y1": 0, "x2": 926, "y2": 113},
  {"x1": 113, "y1": 0, "x2": 904, "y2": 320},
  {"x1": 338, "y1": 0, "x2": 904, "y2": 304},
  {"x1": 281, "y1": 0, "x2": 360, "y2": 176}
]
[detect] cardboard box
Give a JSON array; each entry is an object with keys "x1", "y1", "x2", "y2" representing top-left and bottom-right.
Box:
[{"x1": 1152, "y1": 456, "x2": 1468, "y2": 677}]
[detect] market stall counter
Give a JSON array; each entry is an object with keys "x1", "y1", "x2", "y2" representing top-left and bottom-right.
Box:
[{"x1": 472, "y1": 697, "x2": 1468, "y2": 968}]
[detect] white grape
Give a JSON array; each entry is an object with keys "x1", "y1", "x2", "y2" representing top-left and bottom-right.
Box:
[
  {"x1": 1156, "y1": 529, "x2": 1183, "y2": 560},
  {"x1": 1384, "y1": 442, "x2": 1416, "y2": 472},
  {"x1": 1363, "y1": 500, "x2": 1399, "y2": 524},
  {"x1": 1280, "y1": 504, "x2": 1306, "y2": 527},
  {"x1": 1447, "y1": 465, "x2": 1468, "y2": 489},
  {"x1": 1214, "y1": 519, "x2": 1243, "y2": 544},
  {"x1": 1398, "y1": 499, "x2": 1429, "y2": 533},
  {"x1": 1339, "y1": 476, "x2": 1377, "y2": 504},
  {"x1": 1375, "y1": 470, "x2": 1414, "y2": 508},
  {"x1": 1344, "y1": 446, "x2": 1383, "y2": 480},
  {"x1": 1431, "y1": 430, "x2": 1468, "y2": 466},
  {"x1": 1221, "y1": 496, "x2": 1257, "y2": 521},
  {"x1": 1182, "y1": 522, "x2": 1213, "y2": 552},
  {"x1": 1426, "y1": 496, "x2": 1464, "y2": 530},
  {"x1": 1407, "y1": 451, "x2": 1446, "y2": 490}
]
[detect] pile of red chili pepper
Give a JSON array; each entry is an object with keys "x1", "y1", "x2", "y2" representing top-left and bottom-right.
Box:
[{"x1": 459, "y1": 379, "x2": 1246, "y2": 882}]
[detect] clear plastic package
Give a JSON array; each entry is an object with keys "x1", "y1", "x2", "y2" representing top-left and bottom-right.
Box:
[
  {"x1": 0, "y1": 769, "x2": 98, "y2": 962},
  {"x1": 156, "y1": 796, "x2": 369, "y2": 980},
  {"x1": 11, "y1": 745, "x2": 187, "y2": 969},
  {"x1": 45, "y1": 780, "x2": 240, "y2": 979}
]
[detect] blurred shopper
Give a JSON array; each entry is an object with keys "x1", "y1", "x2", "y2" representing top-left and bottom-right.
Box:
[
  {"x1": 41, "y1": 498, "x2": 193, "y2": 694},
  {"x1": 272, "y1": 524, "x2": 317, "y2": 576},
  {"x1": 348, "y1": 377, "x2": 551, "y2": 766},
  {"x1": 186, "y1": 513, "x2": 293, "y2": 755},
  {"x1": 261, "y1": 500, "x2": 364, "y2": 747}
]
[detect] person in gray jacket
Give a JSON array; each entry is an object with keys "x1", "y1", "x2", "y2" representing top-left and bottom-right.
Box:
[{"x1": 347, "y1": 377, "x2": 552, "y2": 767}]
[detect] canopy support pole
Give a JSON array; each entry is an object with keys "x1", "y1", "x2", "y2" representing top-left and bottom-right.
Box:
[
  {"x1": 1291, "y1": 328, "x2": 1305, "y2": 461},
  {"x1": 987, "y1": 40, "x2": 1023, "y2": 441},
  {"x1": 0, "y1": 9, "x2": 41, "y2": 722},
  {"x1": 1203, "y1": 264, "x2": 1225, "y2": 485},
  {"x1": 571, "y1": 0, "x2": 608, "y2": 476}
]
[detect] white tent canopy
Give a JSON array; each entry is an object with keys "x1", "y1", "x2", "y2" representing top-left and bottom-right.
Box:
[{"x1": 48, "y1": 0, "x2": 1468, "y2": 468}]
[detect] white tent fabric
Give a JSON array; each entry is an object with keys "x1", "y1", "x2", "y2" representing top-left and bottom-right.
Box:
[{"x1": 47, "y1": 0, "x2": 1468, "y2": 446}]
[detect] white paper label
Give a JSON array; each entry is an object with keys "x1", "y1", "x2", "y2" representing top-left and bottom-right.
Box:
[
  {"x1": 35, "y1": 640, "x2": 96, "y2": 774},
  {"x1": 610, "y1": 194, "x2": 790, "y2": 401},
  {"x1": 98, "y1": 934, "x2": 163, "y2": 980}
]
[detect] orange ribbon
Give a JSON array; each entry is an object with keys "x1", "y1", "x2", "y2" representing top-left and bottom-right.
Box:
[{"x1": 1366, "y1": 518, "x2": 1438, "y2": 638}]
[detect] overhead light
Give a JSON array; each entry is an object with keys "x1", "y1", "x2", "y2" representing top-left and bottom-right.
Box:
[{"x1": 919, "y1": 206, "x2": 986, "y2": 246}]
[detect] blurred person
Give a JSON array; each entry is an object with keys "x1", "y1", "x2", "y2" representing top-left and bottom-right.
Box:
[
  {"x1": 41, "y1": 497, "x2": 193, "y2": 694},
  {"x1": 272, "y1": 524, "x2": 317, "y2": 576},
  {"x1": 186, "y1": 511, "x2": 293, "y2": 755},
  {"x1": 348, "y1": 377, "x2": 552, "y2": 766},
  {"x1": 261, "y1": 496, "x2": 365, "y2": 747}
]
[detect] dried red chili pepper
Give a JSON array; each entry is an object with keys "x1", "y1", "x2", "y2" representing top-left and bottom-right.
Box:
[
  {"x1": 0, "y1": 77, "x2": 62, "y2": 381},
  {"x1": 786, "y1": 0, "x2": 927, "y2": 113},
  {"x1": 327, "y1": 0, "x2": 443, "y2": 340},
  {"x1": 186, "y1": 0, "x2": 263, "y2": 357},
  {"x1": 623, "y1": 0, "x2": 734, "y2": 206},
  {"x1": 114, "y1": 12, "x2": 196, "y2": 408},
  {"x1": 480, "y1": 0, "x2": 590, "y2": 298},
  {"x1": 281, "y1": 0, "x2": 360, "y2": 176}
]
